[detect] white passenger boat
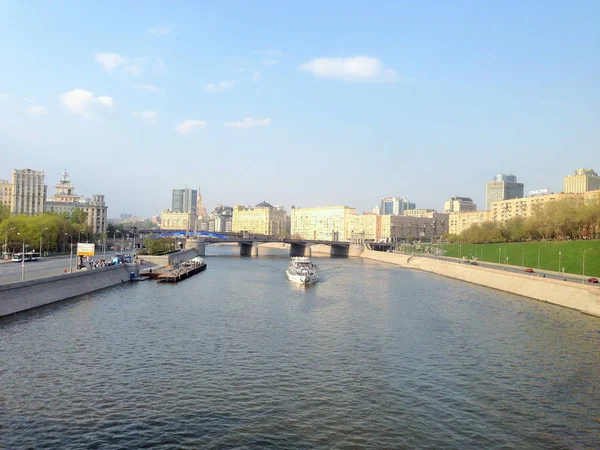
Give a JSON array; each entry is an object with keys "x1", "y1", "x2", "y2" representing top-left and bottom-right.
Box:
[{"x1": 286, "y1": 257, "x2": 319, "y2": 285}]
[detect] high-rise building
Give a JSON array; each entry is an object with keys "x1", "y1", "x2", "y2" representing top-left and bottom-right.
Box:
[
  {"x1": 443, "y1": 196, "x2": 477, "y2": 213},
  {"x1": 290, "y1": 205, "x2": 356, "y2": 241},
  {"x1": 379, "y1": 196, "x2": 415, "y2": 215},
  {"x1": 196, "y1": 187, "x2": 207, "y2": 218},
  {"x1": 11, "y1": 168, "x2": 47, "y2": 215},
  {"x1": 485, "y1": 174, "x2": 524, "y2": 210},
  {"x1": 563, "y1": 169, "x2": 600, "y2": 194},
  {"x1": 172, "y1": 188, "x2": 197, "y2": 214},
  {"x1": 45, "y1": 171, "x2": 108, "y2": 235},
  {"x1": 232, "y1": 201, "x2": 287, "y2": 236}
]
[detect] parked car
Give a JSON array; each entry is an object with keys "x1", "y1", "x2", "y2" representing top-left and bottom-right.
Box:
[
  {"x1": 525, "y1": 268, "x2": 534, "y2": 273},
  {"x1": 588, "y1": 277, "x2": 599, "y2": 283}
]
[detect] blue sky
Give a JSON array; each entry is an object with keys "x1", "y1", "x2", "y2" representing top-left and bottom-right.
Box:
[{"x1": 1, "y1": 1, "x2": 598, "y2": 217}]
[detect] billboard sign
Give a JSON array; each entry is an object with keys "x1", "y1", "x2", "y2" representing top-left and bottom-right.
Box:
[
  {"x1": 528, "y1": 188, "x2": 551, "y2": 197},
  {"x1": 77, "y1": 243, "x2": 95, "y2": 256}
]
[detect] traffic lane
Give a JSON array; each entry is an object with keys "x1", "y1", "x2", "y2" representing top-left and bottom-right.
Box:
[
  {"x1": 406, "y1": 253, "x2": 597, "y2": 286},
  {"x1": 0, "y1": 252, "x2": 118, "y2": 285}
]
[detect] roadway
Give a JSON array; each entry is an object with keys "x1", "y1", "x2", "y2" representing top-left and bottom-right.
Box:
[
  {"x1": 0, "y1": 251, "x2": 118, "y2": 285},
  {"x1": 398, "y1": 251, "x2": 599, "y2": 286}
]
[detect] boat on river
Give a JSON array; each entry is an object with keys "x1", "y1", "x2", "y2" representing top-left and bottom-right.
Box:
[
  {"x1": 286, "y1": 257, "x2": 319, "y2": 285},
  {"x1": 153, "y1": 257, "x2": 207, "y2": 283}
]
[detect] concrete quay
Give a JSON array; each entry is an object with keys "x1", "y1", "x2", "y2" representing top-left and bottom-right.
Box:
[
  {"x1": 0, "y1": 263, "x2": 139, "y2": 317},
  {"x1": 361, "y1": 249, "x2": 600, "y2": 318}
]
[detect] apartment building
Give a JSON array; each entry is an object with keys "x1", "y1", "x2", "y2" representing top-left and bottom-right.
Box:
[{"x1": 290, "y1": 206, "x2": 356, "y2": 241}]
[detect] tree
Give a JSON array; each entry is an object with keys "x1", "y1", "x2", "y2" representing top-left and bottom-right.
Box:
[{"x1": 0, "y1": 204, "x2": 9, "y2": 224}]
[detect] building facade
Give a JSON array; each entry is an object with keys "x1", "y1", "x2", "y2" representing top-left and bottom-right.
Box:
[
  {"x1": 11, "y1": 168, "x2": 47, "y2": 215},
  {"x1": 172, "y1": 188, "x2": 198, "y2": 214},
  {"x1": 347, "y1": 214, "x2": 382, "y2": 242},
  {"x1": 0, "y1": 179, "x2": 12, "y2": 211},
  {"x1": 490, "y1": 193, "x2": 581, "y2": 223},
  {"x1": 403, "y1": 208, "x2": 437, "y2": 217},
  {"x1": 485, "y1": 174, "x2": 524, "y2": 210},
  {"x1": 196, "y1": 187, "x2": 207, "y2": 218},
  {"x1": 443, "y1": 196, "x2": 477, "y2": 213},
  {"x1": 563, "y1": 169, "x2": 600, "y2": 194},
  {"x1": 232, "y1": 202, "x2": 287, "y2": 236},
  {"x1": 448, "y1": 211, "x2": 492, "y2": 235},
  {"x1": 45, "y1": 171, "x2": 108, "y2": 235},
  {"x1": 290, "y1": 206, "x2": 356, "y2": 241},
  {"x1": 380, "y1": 213, "x2": 449, "y2": 242},
  {"x1": 160, "y1": 210, "x2": 197, "y2": 231},
  {"x1": 379, "y1": 196, "x2": 415, "y2": 215}
]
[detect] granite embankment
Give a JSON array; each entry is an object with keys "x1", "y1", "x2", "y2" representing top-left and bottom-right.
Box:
[
  {"x1": 0, "y1": 263, "x2": 138, "y2": 317},
  {"x1": 361, "y1": 249, "x2": 600, "y2": 317}
]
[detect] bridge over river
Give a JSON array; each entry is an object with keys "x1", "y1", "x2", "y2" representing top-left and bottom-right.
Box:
[{"x1": 137, "y1": 229, "x2": 355, "y2": 257}]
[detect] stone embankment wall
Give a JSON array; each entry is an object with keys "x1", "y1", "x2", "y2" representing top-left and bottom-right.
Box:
[
  {"x1": 140, "y1": 248, "x2": 202, "y2": 267},
  {"x1": 0, "y1": 263, "x2": 138, "y2": 317},
  {"x1": 361, "y1": 249, "x2": 600, "y2": 318}
]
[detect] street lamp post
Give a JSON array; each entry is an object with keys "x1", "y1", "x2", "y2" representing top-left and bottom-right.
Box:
[
  {"x1": 65, "y1": 233, "x2": 73, "y2": 273},
  {"x1": 3, "y1": 227, "x2": 16, "y2": 260},
  {"x1": 39, "y1": 227, "x2": 48, "y2": 259},
  {"x1": 498, "y1": 247, "x2": 501, "y2": 265},
  {"x1": 16, "y1": 232, "x2": 25, "y2": 282},
  {"x1": 522, "y1": 248, "x2": 524, "y2": 269},
  {"x1": 558, "y1": 251, "x2": 562, "y2": 274},
  {"x1": 537, "y1": 245, "x2": 548, "y2": 277},
  {"x1": 115, "y1": 230, "x2": 122, "y2": 251}
]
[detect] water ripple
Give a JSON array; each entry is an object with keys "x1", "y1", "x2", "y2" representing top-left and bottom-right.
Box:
[{"x1": 2, "y1": 255, "x2": 600, "y2": 448}]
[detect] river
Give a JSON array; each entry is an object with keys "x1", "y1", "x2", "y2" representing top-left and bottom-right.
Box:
[{"x1": 2, "y1": 246, "x2": 599, "y2": 448}]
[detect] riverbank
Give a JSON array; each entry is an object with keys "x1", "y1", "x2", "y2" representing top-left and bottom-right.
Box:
[
  {"x1": 361, "y1": 249, "x2": 600, "y2": 317},
  {"x1": 0, "y1": 263, "x2": 138, "y2": 317}
]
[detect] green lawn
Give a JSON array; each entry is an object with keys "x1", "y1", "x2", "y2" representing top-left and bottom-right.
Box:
[{"x1": 400, "y1": 241, "x2": 600, "y2": 277}]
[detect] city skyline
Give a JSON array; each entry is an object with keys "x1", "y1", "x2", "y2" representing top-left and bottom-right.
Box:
[{"x1": 1, "y1": 2, "x2": 598, "y2": 217}]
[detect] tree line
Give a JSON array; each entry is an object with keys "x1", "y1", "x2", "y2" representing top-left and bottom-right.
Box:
[
  {"x1": 445, "y1": 198, "x2": 600, "y2": 244},
  {"x1": 0, "y1": 205, "x2": 92, "y2": 255}
]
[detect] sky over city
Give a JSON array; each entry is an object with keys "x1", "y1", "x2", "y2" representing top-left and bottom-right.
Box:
[{"x1": 1, "y1": 1, "x2": 598, "y2": 217}]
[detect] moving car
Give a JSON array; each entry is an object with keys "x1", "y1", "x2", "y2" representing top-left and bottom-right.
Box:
[
  {"x1": 525, "y1": 268, "x2": 534, "y2": 273},
  {"x1": 588, "y1": 277, "x2": 599, "y2": 283},
  {"x1": 470, "y1": 261, "x2": 478, "y2": 266}
]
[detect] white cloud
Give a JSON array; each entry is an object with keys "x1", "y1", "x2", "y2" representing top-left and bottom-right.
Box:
[
  {"x1": 147, "y1": 26, "x2": 171, "y2": 35},
  {"x1": 133, "y1": 110, "x2": 158, "y2": 123},
  {"x1": 28, "y1": 105, "x2": 47, "y2": 115},
  {"x1": 133, "y1": 83, "x2": 159, "y2": 92},
  {"x1": 175, "y1": 119, "x2": 207, "y2": 134},
  {"x1": 94, "y1": 52, "x2": 127, "y2": 71},
  {"x1": 94, "y1": 52, "x2": 156, "y2": 75},
  {"x1": 253, "y1": 71, "x2": 261, "y2": 82},
  {"x1": 204, "y1": 81, "x2": 235, "y2": 92},
  {"x1": 60, "y1": 89, "x2": 114, "y2": 117},
  {"x1": 299, "y1": 56, "x2": 398, "y2": 82},
  {"x1": 262, "y1": 60, "x2": 279, "y2": 66},
  {"x1": 224, "y1": 118, "x2": 271, "y2": 129}
]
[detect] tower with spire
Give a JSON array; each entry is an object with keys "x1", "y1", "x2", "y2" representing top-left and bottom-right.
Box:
[{"x1": 196, "y1": 187, "x2": 207, "y2": 219}]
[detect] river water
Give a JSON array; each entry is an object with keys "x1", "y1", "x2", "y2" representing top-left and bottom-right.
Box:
[{"x1": 2, "y1": 247, "x2": 600, "y2": 448}]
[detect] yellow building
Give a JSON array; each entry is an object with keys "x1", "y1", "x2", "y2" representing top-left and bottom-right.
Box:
[
  {"x1": 448, "y1": 211, "x2": 492, "y2": 235},
  {"x1": 0, "y1": 179, "x2": 12, "y2": 211},
  {"x1": 290, "y1": 206, "x2": 356, "y2": 241},
  {"x1": 347, "y1": 214, "x2": 382, "y2": 242},
  {"x1": 232, "y1": 202, "x2": 287, "y2": 236},
  {"x1": 564, "y1": 169, "x2": 600, "y2": 194},
  {"x1": 161, "y1": 210, "x2": 197, "y2": 231},
  {"x1": 490, "y1": 193, "x2": 581, "y2": 223},
  {"x1": 403, "y1": 208, "x2": 437, "y2": 218},
  {"x1": 584, "y1": 190, "x2": 600, "y2": 204}
]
